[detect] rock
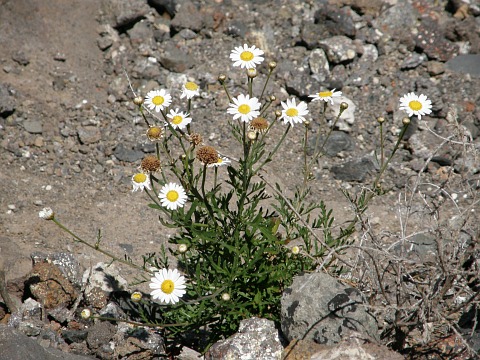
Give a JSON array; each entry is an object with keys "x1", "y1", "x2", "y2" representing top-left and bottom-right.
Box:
[
  {"x1": 62, "y1": 329, "x2": 89, "y2": 344},
  {"x1": 159, "y1": 43, "x2": 194, "y2": 73},
  {"x1": 31, "y1": 252, "x2": 84, "y2": 288},
  {"x1": 331, "y1": 157, "x2": 377, "y2": 182},
  {"x1": 23, "y1": 119, "x2": 43, "y2": 134},
  {"x1": 77, "y1": 126, "x2": 101, "y2": 144},
  {"x1": 319, "y1": 36, "x2": 357, "y2": 64},
  {"x1": 400, "y1": 53, "x2": 427, "y2": 70},
  {"x1": 107, "y1": 0, "x2": 150, "y2": 29},
  {"x1": 0, "y1": 325, "x2": 94, "y2": 360},
  {"x1": 281, "y1": 272, "x2": 379, "y2": 345},
  {"x1": 308, "y1": 131, "x2": 355, "y2": 157},
  {"x1": 310, "y1": 336, "x2": 404, "y2": 360},
  {"x1": 446, "y1": 54, "x2": 480, "y2": 77},
  {"x1": 205, "y1": 317, "x2": 283, "y2": 360},
  {"x1": 149, "y1": 0, "x2": 180, "y2": 17},
  {"x1": 26, "y1": 262, "x2": 77, "y2": 309},
  {"x1": 12, "y1": 51, "x2": 30, "y2": 66},
  {"x1": 0, "y1": 83, "x2": 16, "y2": 117},
  {"x1": 282, "y1": 339, "x2": 324, "y2": 360},
  {"x1": 426, "y1": 61, "x2": 446, "y2": 76},
  {"x1": 308, "y1": 49, "x2": 330, "y2": 83},
  {"x1": 314, "y1": 4, "x2": 357, "y2": 38},
  {"x1": 113, "y1": 143, "x2": 144, "y2": 162},
  {"x1": 171, "y1": 1, "x2": 204, "y2": 33},
  {"x1": 327, "y1": 96, "x2": 356, "y2": 131},
  {"x1": 86, "y1": 321, "x2": 116, "y2": 356},
  {"x1": 114, "y1": 323, "x2": 166, "y2": 359},
  {"x1": 372, "y1": 2, "x2": 418, "y2": 49},
  {"x1": 415, "y1": 17, "x2": 458, "y2": 62}
]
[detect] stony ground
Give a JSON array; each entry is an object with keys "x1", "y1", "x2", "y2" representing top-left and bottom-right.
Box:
[{"x1": 0, "y1": 0, "x2": 479, "y2": 358}]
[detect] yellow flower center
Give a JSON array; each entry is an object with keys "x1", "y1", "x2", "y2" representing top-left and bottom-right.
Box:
[
  {"x1": 161, "y1": 279, "x2": 174, "y2": 294},
  {"x1": 217, "y1": 158, "x2": 223, "y2": 164},
  {"x1": 172, "y1": 115, "x2": 183, "y2": 125},
  {"x1": 286, "y1": 108, "x2": 298, "y2": 117},
  {"x1": 185, "y1": 82, "x2": 198, "y2": 91},
  {"x1": 166, "y1": 190, "x2": 179, "y2": 202},
  {"x1": 152, "y1": 95, "x2": 165, "y2": 106},
  {"x1": 409, "y1": 100, "x2": 422, "y2": 111},
  {"x1": 133, "y1": 173, "x2": 147, "y2": 183},
  {"x1": 319, "y1": 91, "x2": 333, "y2": 98},
  {"x1": 238, "y1": 104, "x2": 251, "y2": 114},
  {"x1": 240, "y1": 51, "x2": 254, "y2": 61}
]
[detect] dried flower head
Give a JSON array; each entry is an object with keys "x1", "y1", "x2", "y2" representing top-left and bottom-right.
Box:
[
  {"x1": 196, "y1": 145, "x2": 219, "y2": 165},
  {"x1": 250, "y1": 117, "x2": 269, "y2": 132},
  {"x1": 188, "y1": 133, "x2": 203, "y2": 146},
  {"x1": 141, "y1": 155, "x2": 161, "y2": 173},
  {"x1": 146, "y1": 126, "x2": 164, "y2": 142}
]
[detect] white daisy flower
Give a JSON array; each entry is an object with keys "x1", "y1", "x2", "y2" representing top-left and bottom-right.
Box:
[
  {"x1": 230, "y1": 44, "x2": 264, "y2": 69},
  {"x1": 309, "y1": 89, "x2": 342, "y2": 105},
  {"x1": 158, "y1": 182, "x2": 187, "y2": 210},
  {"x1": 227, "y1": 94, "x2": 261, "y2": 123},
  {"x1": 399, "y1": 92, "x2": 432, "y2": 120},
  {"x1": 132, "y1": 173, "x2": 151, "y2": 192},
  {"x1": 166, "y1": 108, "x2": 192, "y2": 130},
  {"x1": 279, "y1": 98, "x2": 309, "y2": 126},
  {"x1": 180, "y1": 81, "x2": 200, "y2": 99},
  {"x1": 39, "y1": 207, "x2": 54, "y2": 220},
  {"x1": 144, "y1": 89, "x2": 172, "y2": 112},
  {"x1": 149, "y1": 268, "x2": 186, "y2": 304},
  {"x1": 207, "y1": 156, "x2": 231, "y2": 168}
]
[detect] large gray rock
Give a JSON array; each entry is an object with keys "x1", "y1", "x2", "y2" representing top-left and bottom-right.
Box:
[
  {"x1": 0, "y1": 325, "x2": 94, "y2": 360},
  {"x1": 281, "y1": 272, "x2": 379, "y2": 346},
  {"x1": 205, "y1": 317, "x2": 283, "y2": 360}
]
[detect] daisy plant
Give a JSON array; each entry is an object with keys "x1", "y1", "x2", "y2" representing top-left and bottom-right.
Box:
[{"x1": 40, "y1": 45, "x2": 420, "y2": 357}]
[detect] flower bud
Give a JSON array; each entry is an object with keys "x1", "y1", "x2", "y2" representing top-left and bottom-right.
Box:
[
  {"x1": 340, "y1": 102, "x2": 348, "y2": 111},
  {"x1": 221, "y1": 293, "x2": 231, "y2": 301},
  {"x1": 218, "y1": 74, "x2": 227, "y2": 83},
  {"x1": 291, "y1": 246, "x2": 300, "y2": 255},
  {"x1": 377, "y1": 117, "x2": 385, "y2": 124},
  {"x1": 178, "y1": 244, "x2": 188, "y2": 253},
  {"x1": 131, "y1": 291, "x2": 142, "y2": 303},
  {"x1": 269, "y1": 95, "x2": 276, "y2": 102},
  {"x1": 275, "y1": 110, "x2": 282, "y2": 118},
  {"x1": 39, "y1": 207, "x2": 54, "y2": 220},
  {"x1": 133, "y1": 96, "x2": 144, "y2": 106},
  {"x1": 247, "y1": 130, "x2": 257, "y2": 141},
  {"x1": 247, "y1": 68, "x2": 257, "y2": 78},
  {"x1": 80, "y1": 308, "x2": 91, "y2": 319},
  {"x1": 402, "y1": 117, "x2": 411, "y2": 125},
  {"x1": 268, "y1": 61, "x2": 277, "y2": 70}
]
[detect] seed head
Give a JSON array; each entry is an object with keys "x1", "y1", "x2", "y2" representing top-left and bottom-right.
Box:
[
  {"x1": 141, "y1": 155, "x2": 161, "y2": 173},
  {"x1": 250, "y1": 117, "x2": 268, "y2": 132},
  {"x1": 196, "y1": 146, "x2": 219, "y2": 165},
  {"x1": 188, "y1": 133, "x2": 203, "y2": 146}
]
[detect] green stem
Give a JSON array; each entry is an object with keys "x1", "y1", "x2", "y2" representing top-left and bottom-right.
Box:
[{"x1": 52, "y1": 218, "x2": 145, "y2": 271}]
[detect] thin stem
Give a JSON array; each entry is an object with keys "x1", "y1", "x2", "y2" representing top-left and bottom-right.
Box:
[{"x1": 51, "y1": 218, "x2": 145, "y2": 271}]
